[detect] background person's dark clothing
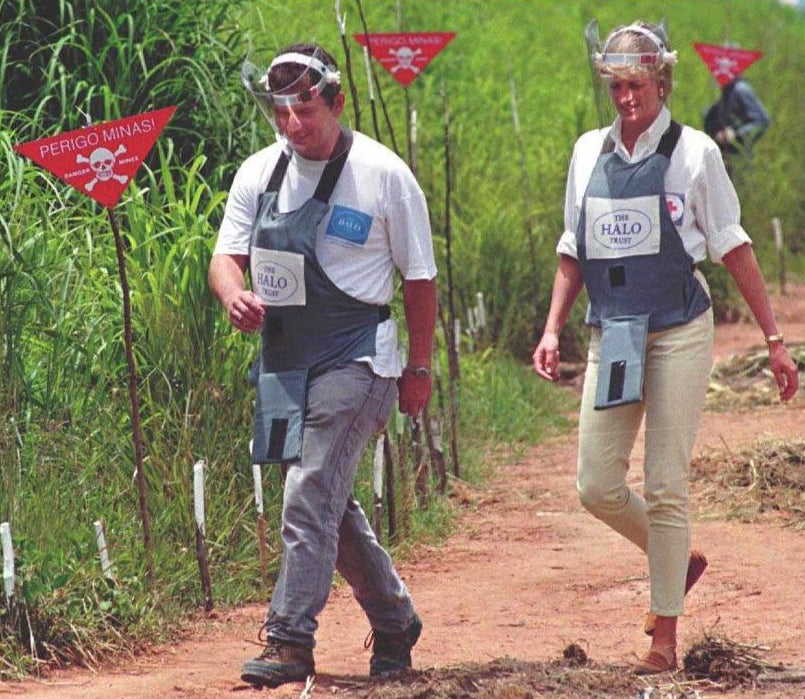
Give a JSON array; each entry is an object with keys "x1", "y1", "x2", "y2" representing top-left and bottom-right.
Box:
[{"x1": 704, "y1": 77, "x2": 770, "y2": 157}]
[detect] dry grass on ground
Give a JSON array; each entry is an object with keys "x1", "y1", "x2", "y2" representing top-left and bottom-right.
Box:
[
  {"x1": 312, "y1": 639, "x2": 804, "y2": 698},
  {"x1": 691, "y1": 438, "x2": 805, "y2": 527}
]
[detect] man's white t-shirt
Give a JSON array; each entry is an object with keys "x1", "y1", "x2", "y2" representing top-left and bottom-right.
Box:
[{"x1": 214, "y1": 130, "x2": 437, "y2": 378}]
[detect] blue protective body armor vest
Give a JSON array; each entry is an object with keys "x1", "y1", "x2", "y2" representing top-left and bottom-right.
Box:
[
  {"x1": 248, "y1": 129, "x2": 388, "y2": 461},
  {"x1": 576, "y1": 121, "x2": 711, "y2": 409}
]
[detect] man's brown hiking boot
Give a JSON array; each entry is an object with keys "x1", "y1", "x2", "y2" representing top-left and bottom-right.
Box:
[
  {"x1": 365, "y1": 614, "x2": 422, "y2": 677},
  {"x1": 240, "y1": 636, "x2": 315, "y2": 688}
]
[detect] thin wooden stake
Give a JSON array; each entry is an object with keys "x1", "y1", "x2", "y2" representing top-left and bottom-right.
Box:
[
  {"x1": 108, "y1": 209, "x2": 153, "y2": 582},
  {"x1": 354, "y1": 0, "x2": 399, "y2": 154},
  {"x1": 423, "y1": 406, "x2": 447, "y2": 494},
  {"x1": 362, "y1": 46, "x2": 382, "y2": 142},
  {"x1": 334, "y1": 0, "x2": 362, "y2": 131},
  {"x1": 441, "y1": 85, "x2": 460, "y2": 478},
  {"x1": 509, "y1": 77, "x2": 539, "y2": 268}
]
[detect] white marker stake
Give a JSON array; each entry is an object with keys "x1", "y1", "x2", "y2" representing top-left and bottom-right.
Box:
[
  {"x1": 93, "y1": 520, "x2": 114, "y2": 579},
  {"x1": 193, "y1": 460, "x2": 205, "y2": 536},
  {"x1": 772, "y1": 217, "x2": 787, "y2": 294},
  {"x1": 373, "y1": 435, "x2": 384, "y2": 501},
  {"x1": 253, "y1": 463, "x2": 268, "y2": 579},
  {"x1": 476, "y1": 291, "x2": 487, "y2": 330},
  {"x1": 252, "y1": 463, "x2": 264, "y2": 516},
  {"x1": 192, "y1": 460, "x2": 213, "y2": 611},
  {"x1": 1, "y1": 522, "x2": 14, "y2": 599},
  {"x1": 363, "y1": 46, "x2": 375, "y2": 101},
  {"x1": 372, "y1": 435, "x2": 384, "y2": 538}
]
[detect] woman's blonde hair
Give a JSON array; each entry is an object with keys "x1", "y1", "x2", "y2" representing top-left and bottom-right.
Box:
[{"x1": 594, "y1": 21, "x2": 675, "y2": 99}]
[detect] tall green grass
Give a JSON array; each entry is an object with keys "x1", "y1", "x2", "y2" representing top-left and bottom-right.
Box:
[
  {"x1": 0, "y1": 0, "x2": 255, "y2": 171},
  {"x1": 0, "y1": 0, "x2": 266, "y2": 673}
]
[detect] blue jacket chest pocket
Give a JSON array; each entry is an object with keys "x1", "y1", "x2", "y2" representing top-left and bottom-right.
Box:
[{"x1": 326, "y1": 205, "x2": 372, "y2": 245}]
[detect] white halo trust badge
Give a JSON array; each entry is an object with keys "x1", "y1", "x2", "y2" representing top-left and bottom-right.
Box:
[
  {"x1": 250, "y1": 248, "x2": 306, "y2": 306},
  {"x1": 585, "y1": 195, "x2": 661, "y2": 260}
]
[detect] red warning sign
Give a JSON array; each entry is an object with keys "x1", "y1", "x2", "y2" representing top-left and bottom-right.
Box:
[
  {"x1": 14, "y1": 106, "x2": 176, "y2": 209},
  {"x1": 354, "y1": 32, "x2": 456, "y2": 87},
  {"x1": 693, "y1": 43, "x2": 762, "y2": 86}
]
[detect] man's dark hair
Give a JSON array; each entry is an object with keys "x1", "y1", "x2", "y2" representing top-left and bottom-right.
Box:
[{"x1": 269, "y1": 43, "x2": 341, "y2": 107}]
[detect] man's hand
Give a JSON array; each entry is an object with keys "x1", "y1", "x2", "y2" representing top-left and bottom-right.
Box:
[
  {"x1": 209, "y1": 254, "x2": 265, "y2": 333},
  {"x1": 397, "y1": 368, "x2": 432, "y2": 416},
  {"x1": 225, "y1": 289, "x2": 265, "y2": 333}
]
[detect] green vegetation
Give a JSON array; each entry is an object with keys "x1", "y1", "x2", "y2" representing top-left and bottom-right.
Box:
[{"x1": 0, "y1": 0, "x2": 802, "y2": 678}]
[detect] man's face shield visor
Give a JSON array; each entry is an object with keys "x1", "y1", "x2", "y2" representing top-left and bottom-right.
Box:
[
  {"x1": 241, "y1": 49, "x2": 341, "y2": 135},
  {"x1": 267, "y1": 51, "x2": 341, "y2": 106},
  {"x1": 241, "y1": 60, "x2": 279, "y2": 135}
]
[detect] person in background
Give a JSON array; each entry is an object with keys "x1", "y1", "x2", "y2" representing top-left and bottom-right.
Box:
[
  {"x1": 209, "y1": 42, "x2": 437, "y2": 689},
  {"x1": 532, "y1": 20, "x2": 798, "y2": 675},
  {"x1": 703, "y1": 74, "x2": 770, "y2": 174}
]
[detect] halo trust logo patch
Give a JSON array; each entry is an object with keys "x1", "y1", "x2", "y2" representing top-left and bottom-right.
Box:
[
  {"x1": 326, "y1": 205, "x2": 372, "y2": 245},
  {"x1": 253, "y1": 260, "x2": 299, "y2": 303},
  {"x1": 592, "y1": 208, "x2": 653, "y2": 250}
]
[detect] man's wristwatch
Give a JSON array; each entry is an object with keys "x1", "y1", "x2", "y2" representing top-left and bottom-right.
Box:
[{"x1": 403, "y1": 365, "x2": 431, "y2": 379}]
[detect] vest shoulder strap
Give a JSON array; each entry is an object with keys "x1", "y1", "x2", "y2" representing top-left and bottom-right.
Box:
[
  {"x1": 265, "y1": 151, "x2": 290, "y2": 193},
  {"x1": 656, "y1": 120, "x2": 682, "y2": 158},
  {"x1": 263, "y1": 129, "x2": 354, "y2": 202},
  {"x1": 313, "y1": 128, "x2": 353, "y2": 203}
]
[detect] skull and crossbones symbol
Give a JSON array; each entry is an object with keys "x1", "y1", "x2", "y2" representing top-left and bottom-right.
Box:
[
  {"x1": 389, "y1": 46, "x2": 422, "y2": 74},
  {"x1": 76, "y1": 144, "x2": 129, "y2": 192},
  {"x1": 712, "y1": 56, "x2": 738, "y2": 83}
]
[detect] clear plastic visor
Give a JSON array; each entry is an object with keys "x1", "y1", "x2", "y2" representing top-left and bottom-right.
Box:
[
  {"x1": 241, "y1": 48, "x2": 340, "y2": 110},
  {"x1": 241, "y1": 59, "x2": 279, "y2": 135}
]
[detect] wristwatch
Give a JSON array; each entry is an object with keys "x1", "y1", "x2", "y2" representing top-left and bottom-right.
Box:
[{"x1": 403, "y1": 365, "x2": 431, "y2": 379}]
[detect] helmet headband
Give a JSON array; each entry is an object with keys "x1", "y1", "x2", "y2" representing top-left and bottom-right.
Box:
[
  {"x1": 263, "y1": 51, "x2": 342, "y2": 107},
  {"x1": 592, "y1": 24, "x2": 678, "y2": 70}
]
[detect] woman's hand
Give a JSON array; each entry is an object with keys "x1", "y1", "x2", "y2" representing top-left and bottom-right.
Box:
[
  {"x1": 533, "y1": 333, "x2": 561, "y2": 382},
  {"x1": 768, "y1": 342, "x2": 799, "y2": 402},
  {"x1": 721, "y1": 244, "x2": 799, "y2": 402}
]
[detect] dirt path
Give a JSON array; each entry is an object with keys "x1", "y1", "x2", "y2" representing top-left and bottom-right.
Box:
[{"x1": 3, "y1": 286, "x2": 804, "y2": 699}]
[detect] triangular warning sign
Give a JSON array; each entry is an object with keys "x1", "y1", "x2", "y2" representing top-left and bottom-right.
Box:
[
  {"x1": 14, "y1": 106, "x2": 176, "y2": 209},
  {"x1": 354, "y1": 32, "x2": 456, "y2": 88},
  {"x1": 693, "y1": 43, "x2": 762, "y2": 86}
]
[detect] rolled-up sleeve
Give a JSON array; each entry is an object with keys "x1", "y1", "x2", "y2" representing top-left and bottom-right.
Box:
[
  {"x1": 555, "y1": 140, "x2": 588, "y2": 259},
  {"x1": 691, "y1": 141, "x2": 752, "y2": 264}
]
